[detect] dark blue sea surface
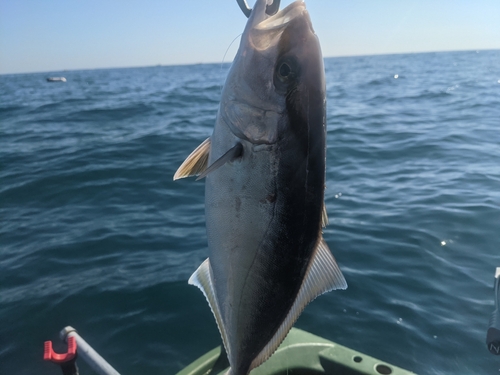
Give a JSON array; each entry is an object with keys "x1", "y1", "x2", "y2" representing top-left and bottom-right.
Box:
[{"x1": 1, "y1": 50, "x2": 500, "y2": 375}]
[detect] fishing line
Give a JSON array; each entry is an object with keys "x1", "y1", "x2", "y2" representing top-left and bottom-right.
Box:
[{"x1": 220, "y1": 33, "x2": 242, "y2": 93}]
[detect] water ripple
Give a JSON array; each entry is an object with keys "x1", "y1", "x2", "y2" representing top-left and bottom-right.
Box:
[{"x1": 2, "y1": 52, "x2": 500, "y2": 374}]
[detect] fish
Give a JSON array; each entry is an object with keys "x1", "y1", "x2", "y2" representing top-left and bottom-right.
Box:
[{"x1": 174, "y1": 1, "x2": 347, "y2": 374}]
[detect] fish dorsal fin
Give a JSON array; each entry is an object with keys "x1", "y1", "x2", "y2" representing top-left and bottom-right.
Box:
[
  {"x1": 322, "y1": 203, "x2": 329, "y2": 228},
  {"x1": 196, "y1": 142, "x2": 243, "y2": 181},
  {"x1": 188, "y1": 259, "x2": 231, "y2": 359},
  {"x1": 173, "y1": 137, "x2": 211, "y2": 180},
  {"x1": 249, "y1": 237, "x2": 347, "y2": 371}
]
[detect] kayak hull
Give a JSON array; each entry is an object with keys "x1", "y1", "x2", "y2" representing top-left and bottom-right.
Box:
[{"x1": 176, "y1": 328, "x2": 415, "y2": 375}]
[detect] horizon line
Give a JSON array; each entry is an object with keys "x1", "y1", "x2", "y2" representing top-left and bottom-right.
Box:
[{"x1": 1, "y1": 48, "x2": 498, "y2": 77}]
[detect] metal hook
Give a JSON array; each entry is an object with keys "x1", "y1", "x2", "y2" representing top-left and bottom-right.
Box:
[
  {"x1": 236, "y1": 0, "x2": 252, "y2": 18},
  {"x1": 236, "y1": 0, "x2": 281, "y2": 18}
]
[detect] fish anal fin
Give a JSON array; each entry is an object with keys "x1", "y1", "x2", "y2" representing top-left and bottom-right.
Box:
[
  {"x1": 188, "y1": 259, "x2": 231, "y2": 359},
  {"x1": 173, "y1": 137, "x2": 211, "y2": 180},
  {"x1": 196, "y1": 142, "x2": 243, "y2": 181},
  {"x1": 249, "y1": 237, "x2": 347, "y2": 371}
]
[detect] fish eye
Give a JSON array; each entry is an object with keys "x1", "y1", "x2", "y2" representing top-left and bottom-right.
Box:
[
  {"x1": 278, "y1": 62, "x2": 291, "y2": 78},
  {"x1": 274, "y1": 57, "x2": 300, "y2": 92}
]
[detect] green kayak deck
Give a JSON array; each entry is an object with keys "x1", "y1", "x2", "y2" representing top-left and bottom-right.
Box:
[{"x1": 176, "y1": 328, "x2": 415, "y2": 375}]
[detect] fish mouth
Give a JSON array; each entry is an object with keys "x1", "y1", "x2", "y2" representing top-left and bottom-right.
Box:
[
  {"x1": 246, "y1": 0, "x2": 312, "y2": 52},
  {"x1": 255, "y1": 1, "x2": 307, "y2": 30}
]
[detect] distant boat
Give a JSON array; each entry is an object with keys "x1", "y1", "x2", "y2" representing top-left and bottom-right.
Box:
[{"x1": 46, "y1": 77, "x2": 67, "y2": 82}]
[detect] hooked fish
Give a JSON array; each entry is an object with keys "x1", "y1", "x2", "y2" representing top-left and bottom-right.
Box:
[{"x1": 174, "y1": 1, "x2": 346, "y2": 374}]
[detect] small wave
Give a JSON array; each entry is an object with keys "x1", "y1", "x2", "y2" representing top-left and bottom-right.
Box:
[
  {"x1": 0, "y1": 104, "x2": 26, "y2": 115},
  {"x1": 67, "y1": 102, "x2": 154, "y2": 122}
]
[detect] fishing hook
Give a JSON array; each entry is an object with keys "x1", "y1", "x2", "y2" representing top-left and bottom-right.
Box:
[{"x1": 236, "y1": 0, "x2": 281, "y2": 18}]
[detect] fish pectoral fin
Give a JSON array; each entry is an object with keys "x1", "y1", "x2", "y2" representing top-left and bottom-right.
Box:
[
  {"x1": 188, "y1": 259, "x2": 231, "y2": 359},
  {"x1": 249, "y1": 237, "x2": 347, "y2": 371},
  {"x1": 173, "y1": 137, "x2": 211, "y2": 180},
  {"x1": 195, "y1": 142, "x2": 243, "y2": 181},
  {"x1": 322, "y1": 203, "x2": 329, "y2": 228}
]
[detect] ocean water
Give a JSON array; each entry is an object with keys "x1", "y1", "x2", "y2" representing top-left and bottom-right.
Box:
[{"x1": 1, "y1": 50, "x2": 500, "y2": 375}]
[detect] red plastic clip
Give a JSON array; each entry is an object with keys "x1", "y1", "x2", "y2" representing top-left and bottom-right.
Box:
[{"x1": 44, "y1": 336, "x2": 77, "y2": 363}]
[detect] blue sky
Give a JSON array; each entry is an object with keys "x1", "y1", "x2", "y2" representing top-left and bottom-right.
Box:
[{"x1": 1, "y1": 0, "x2": 499, "y2": 75}]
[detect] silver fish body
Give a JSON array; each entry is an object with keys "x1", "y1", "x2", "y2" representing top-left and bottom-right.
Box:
[{"x1": 174, "y1": 1, "x2": 346, "y2": 374}]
